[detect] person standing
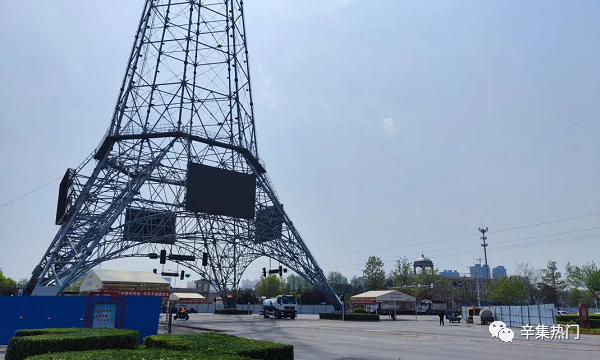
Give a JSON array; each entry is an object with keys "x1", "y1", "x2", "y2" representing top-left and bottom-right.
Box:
[{"x1": 438, "y1": 312, "x2": 445, "y2": 326}]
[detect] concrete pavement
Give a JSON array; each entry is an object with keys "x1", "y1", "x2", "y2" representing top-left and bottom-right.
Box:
[{"x1": 173, "y1": 313, "x2": 600, "y2": 360}]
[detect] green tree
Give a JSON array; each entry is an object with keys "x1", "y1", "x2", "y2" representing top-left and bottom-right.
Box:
[
  {"x1": 565, "y1": 261, "x2": 600, "y2": 293},
  {"x1": 255, "y1": 276, "x2": 286, "y2": 298},
  {"x1": 566, "y1": 288, "x2": 596, "y2": 307},
  {"x1": 538, "y1": 260, "x2": 566, "y2": 306},
  {"x1": 299, "y1": 289, "x2": 326, "y2": 305},
  {"x1": 64, "y1": 279, "x2": 83, "y2": 293},
  {"x1": 515, "y1": 262, "x2": 541, "y2": 304},
  {"x1": 391, "y1": 257, "x2": 413, "y2": 289},
  {"x1": 488, "y1": 276, "x2": 528, "y2": 305},
  {"x1": 0, "y1": 269, "x2": 17, "y2": 296},
  {"x1": 363, "y1": 256, "x2": 386, "y2": 291},
  {"x1": 350, "y1": 276, "x2": 364, "y2": 294},
  {"x1": 237, "y1": 289, "x2": 259, "y2": 304},
  {"x1": 327, "y1": 271, "x2": 350, "y2": 295},
  {"x1": 411, "y1": 268, "x2": 441, "y2": 300},
  {"x1": 285, "y1": 274, "x2": 313, "y2": 294}
]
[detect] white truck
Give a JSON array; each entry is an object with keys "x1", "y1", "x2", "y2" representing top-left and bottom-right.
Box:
[
  {"x1": 430, "y1": 301, "x2": 448, "y2": 315},
  {"x1": 262, "y1": 295, "x2": 297, "y2": 319}
]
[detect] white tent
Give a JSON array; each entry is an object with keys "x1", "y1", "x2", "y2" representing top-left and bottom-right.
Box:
[
  {"x1": 350, "y1": 290, "x2": 415, "y2": 309},
  {"x1": 169, "y1": 292, "x2": 206, "y2": 304}
]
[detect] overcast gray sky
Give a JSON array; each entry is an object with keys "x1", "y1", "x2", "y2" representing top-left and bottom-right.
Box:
[{"x1": 1, "y1": 0, "x2": 599, "y2": 284}]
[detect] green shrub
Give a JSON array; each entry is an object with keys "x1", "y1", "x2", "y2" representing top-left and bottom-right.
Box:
[
  {"x1": 319, "y1": 312, "x2": 341, "y2": 320},
  {"x1": 346, "y1": 313, "x2": 380, "y2": 321},
  {"x1": 319, "y1": 313, "x2": 379, "y2": 321},
  {"x1": 556, "y1": 315, "x2": 600, "y2": 328},
  {"x1": 215, "y1": 309, "x2": 252, "y2": 315},
  {"x1": 144, "y1": 333, "x2": 293, "y2": 360},
  {"x1": 28, "y1": 349, "x2": 246, "y2": 360},
  {"x1": 14, "y1": 328, "x2": 82, "y2": 337},
  {"x1": 5, "y1": 328, "x2": 138, "y2": 360}
]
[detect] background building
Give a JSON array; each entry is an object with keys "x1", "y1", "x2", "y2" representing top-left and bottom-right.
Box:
[
  {"x1": 80, "y1": 269, "x2": 170, "y2": 299},
  {"x1": 469, "y1": 264, "x2": 490, "y2": 279},
  {"x1": 440, "y1": 270, "x2": 460, "y2": 277},
  {"x1": 492, "y1": 266, "x2": 507, "y2": 279},
  {"x1": 240, "y1": 279, "x2": 258, "y2": 290},
  {"x1": 413, "y1": 254, "x2": 434, "y2": 274}
]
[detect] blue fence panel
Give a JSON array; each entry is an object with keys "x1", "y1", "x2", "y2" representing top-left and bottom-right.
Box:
[{"x1": 0, "y1": 296, "x2": 161, "y2": 345}]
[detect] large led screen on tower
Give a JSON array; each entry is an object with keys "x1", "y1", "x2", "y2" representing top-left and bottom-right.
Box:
[
  {"x1": 255, "y1": 206, "x2": 284, "y2": 243},
  {"x1": 55, "y1": 168, "x2": 73, "y2": 225},
  {"x1": 185, "y1": 162, "x2": 256, "y2": 219},
  {"x1": 124, "y1": 208, "x2": 176, "y2": 244}
]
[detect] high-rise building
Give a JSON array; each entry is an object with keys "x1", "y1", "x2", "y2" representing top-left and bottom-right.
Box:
[
  {"x1": 440, "y1": 270, "x2": 460, "y2": 277},
  {"x1": 469, "y1": 264, "x2": 490, "y2": 279},
  {"x1": 240, "y1": 279, "x2": 258, "y2": 290},
  {"x1": 492, "y1": 266, "x2": 507, "y2": 279}
]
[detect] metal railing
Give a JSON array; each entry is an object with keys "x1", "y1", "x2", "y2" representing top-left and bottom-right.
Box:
[{"x1": 176, "y1": 304, "x2": 334, "y2": 315}]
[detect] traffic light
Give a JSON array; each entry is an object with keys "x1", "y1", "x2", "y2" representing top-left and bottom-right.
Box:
[
  {"x1": 262, "y1": 267, "x2": 266, "y2": 277},
  {"x1": 180, "y1": 270, "x2": 185, "y2": 280},
  {"x1": 160, "y1": 249, "x2": 166, "y2": 264},
  {"x1": 340, "y1": 294, "x2": 345, "y2": 302},
  {"x1": 278, "y1": 265, "x2": 283, "y2": 276},
  {"x1": 202, "y1": 252, "x2": 208, "y2": 266},
  {"x1": 153, "y1": 269, "x2": 157, "y2": 274}
]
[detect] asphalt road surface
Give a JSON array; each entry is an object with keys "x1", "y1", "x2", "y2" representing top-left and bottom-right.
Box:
[{"x1": 170, "y1": 313, "x2": 600, "y2": 360}]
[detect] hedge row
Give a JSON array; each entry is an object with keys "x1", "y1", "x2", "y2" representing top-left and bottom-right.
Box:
[
  {"x1": 556, "y1": 314, "x2": 600, "y2": 320},
  {"x1": 319, "y1": 313, "x2": 380, "y2": 321},
  {"x1": 144, "y1": 333, "x2": 293, "y2": 360},
  {"x1": 215, "y1": 309, "x2": 252, "y2": 315},
  {"x1": 555, "y1": 315, "x2": 600, "y2": 328},
  {"x1": 6, "y1": 328, "x2": 138, "y2": 360},
  {"x1": 29, "y1": 349, "x2": 247, "y2": 360}
]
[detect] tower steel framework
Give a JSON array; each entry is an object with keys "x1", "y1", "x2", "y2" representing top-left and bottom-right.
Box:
[{"x1": 24, "y1": 0, "x2": 341, "y2": 309}]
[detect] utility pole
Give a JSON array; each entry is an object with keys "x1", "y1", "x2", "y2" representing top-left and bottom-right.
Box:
[{"x1": 478, "y1": 226, "x2": 490, "y2": 279}]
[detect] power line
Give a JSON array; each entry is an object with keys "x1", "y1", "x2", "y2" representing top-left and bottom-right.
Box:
[
  {"x1": 488, "y1": 213, "x2": 600, "y2": 234},
  {"x1": 325, "y1": 234, "x2": 599, "y2": 271},
  {"x1": 320, "y1": 228, "x2": 600, "y2": 267},
  {"x1": 0, "y1": 176, "x2": 62, "y2": 209},
  {"x1": 320, "y1": 211, "x2": 600, "y2": 258}
]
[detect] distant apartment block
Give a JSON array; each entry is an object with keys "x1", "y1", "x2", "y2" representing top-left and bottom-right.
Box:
[
  {"x1": 492, "y1": 266, "x2": 507, "y2": 279},
  {"x1": 240, "y1": 279, "x2": 258, "y2": 290},
  {"x1": 439, "y1": 270, "x2": 460, "y2": 277},
  {"x1": 469, "y1": 264, "x2": 490, "y2": 279}
]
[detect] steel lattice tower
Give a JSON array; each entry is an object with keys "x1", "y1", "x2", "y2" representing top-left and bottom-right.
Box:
[{"x1": 24, "y1": 0, "x2": 341, "y2": 309}]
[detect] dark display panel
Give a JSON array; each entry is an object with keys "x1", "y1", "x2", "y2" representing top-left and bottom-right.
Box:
[
  {"x1": 124, "y1": 208, "x2": 176, "y2": 244},
  {"x1": 255, "y1": 205, "x2": 284, "y2": 243},
  {"x1": 55, "y1": 169, "x2": 73, "y2": 225},
  {"x1": 185, "y1": 162, "x2": 256, "y2": 219}
]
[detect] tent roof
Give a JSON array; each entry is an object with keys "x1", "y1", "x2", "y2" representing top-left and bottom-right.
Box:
[
  {"x1": 351, "y1": 290, "x2": 415, "y2": 302},
  {"x1": 91, "y1": 269, "x2": 170, "y2": 284},
  {"x1": 170, "y1": 293, "x2": 205, "y2": 300}
]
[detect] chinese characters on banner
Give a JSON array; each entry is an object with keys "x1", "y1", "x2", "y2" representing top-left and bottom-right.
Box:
[{"x1": 92, "y1": 303, "x2": 118, "y2": 328}]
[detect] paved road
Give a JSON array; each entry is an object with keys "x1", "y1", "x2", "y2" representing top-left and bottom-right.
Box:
[{"x1": 172, "y1": 314, "x2": 600, "y2": 360}]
